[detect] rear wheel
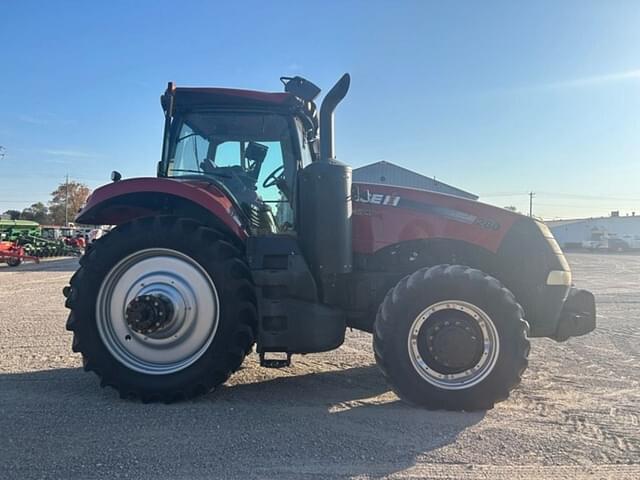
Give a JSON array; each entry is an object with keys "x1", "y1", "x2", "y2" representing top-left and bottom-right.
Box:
[
  {"x1": 373, "y1": 264, "x2": 529, "y2": 411},
  {"x1": 64, "y1": 216, "x2": 257, "y2": 401}
]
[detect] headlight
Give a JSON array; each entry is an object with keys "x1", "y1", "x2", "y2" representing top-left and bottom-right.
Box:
[{"x1": 546, "y1": 270, "x2": 572, "y2": 286}]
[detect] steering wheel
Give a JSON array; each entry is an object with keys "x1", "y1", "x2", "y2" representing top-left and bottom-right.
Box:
[{"x1": 262, "y1": 165, "x2": 285, "y2": 189}]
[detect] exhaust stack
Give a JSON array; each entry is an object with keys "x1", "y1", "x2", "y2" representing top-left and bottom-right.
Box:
[
  {"x1": 319, "y1": 73, "x2": 351, "y2": 162},
  {"x1": 298, "y1": 73, "x2": 353, "y2": 298}
]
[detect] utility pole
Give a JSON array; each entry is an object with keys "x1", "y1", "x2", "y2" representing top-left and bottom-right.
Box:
[
  {"x1": 65, "y1": 174, "x2": 69, "y2": 226},
  {"x1": 529, "y1": 191, "x2": 535, "y2": 217}
]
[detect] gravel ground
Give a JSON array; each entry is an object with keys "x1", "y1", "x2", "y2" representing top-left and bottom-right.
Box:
[{"x1": 0, "y1": 253, "x2": 638, "y2": 479}]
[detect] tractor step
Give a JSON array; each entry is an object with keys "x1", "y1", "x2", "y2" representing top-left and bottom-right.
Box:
[
  {"x1": 259, "y1": 352, "x2": 291, "y2": 368},
  {"x1": 247, "y1": 235, "x2": 346, "y2": 356}
]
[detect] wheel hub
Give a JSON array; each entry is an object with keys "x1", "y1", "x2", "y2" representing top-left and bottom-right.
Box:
[
  {"x1": 125, "y1": 294, "x2": 175, "y2": 335},
  {"x1": 423, "y1": 310, "x2": 483, "y2": 372},
  {"x1": 96, "y1": 248, "x2": 219, "y2": 375},
  {"x1": 408, "y1": 300, "x2": 500, "y2": 390}
]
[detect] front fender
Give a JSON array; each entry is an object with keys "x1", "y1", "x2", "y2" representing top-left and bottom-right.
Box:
[{"x1": 76, "y1": 177, "x2": 248, "y2": 240}]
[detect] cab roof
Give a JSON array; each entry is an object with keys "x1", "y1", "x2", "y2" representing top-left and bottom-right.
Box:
[{"x1": 167, "y1": 87, "x2": 298, "y2": 112}]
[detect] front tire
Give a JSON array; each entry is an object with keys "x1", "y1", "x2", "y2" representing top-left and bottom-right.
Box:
[
  {"x1": 64, "y1": 216, "x2": 257, "y2": 402},
  {"x1": 373, "y1": 265, "x2": 529, "y2": 411}
]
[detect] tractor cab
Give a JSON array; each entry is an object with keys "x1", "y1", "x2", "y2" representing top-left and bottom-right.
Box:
[
  {"x1": 155, "y1": 75, "x2": 355, "y2": 365},
  {"x1": 157, "y1": 78, "x2": 326, "y2": 234}
]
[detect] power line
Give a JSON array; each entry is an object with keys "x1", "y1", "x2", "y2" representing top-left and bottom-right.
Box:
[
  {"x1": 534, "y1": 202, "x2": 633, "y2": 209},
  {"x1": 481, "y1": 191, "x2": 640, "y2": 202},
  {"x1": 478, "y1": 192, "x2": 528, "y2": 198},
  {"x1": 536, "y1": 191, "x2": 640, "y2": 202}
]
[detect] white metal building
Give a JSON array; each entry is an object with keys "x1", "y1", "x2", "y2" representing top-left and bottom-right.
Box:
[
  {"x1": 548, "y1": 214, "x2": 640, "y2": 249},
  {"x1": 353, "y1": 161, "x2": 478, "y2": 200}
]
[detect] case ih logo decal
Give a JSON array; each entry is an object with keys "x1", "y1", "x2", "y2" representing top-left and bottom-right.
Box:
[
  {"x1": 354, "y1": 190, "x2": 401, "y2": 206},
  {"x1": 354, "y1": 188, "x2": 500, "y2": 231}
]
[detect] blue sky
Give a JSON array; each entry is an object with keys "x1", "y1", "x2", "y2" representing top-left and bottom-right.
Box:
[{"x1": 1, "y1": 0, "x2": 638, "y2": 219}]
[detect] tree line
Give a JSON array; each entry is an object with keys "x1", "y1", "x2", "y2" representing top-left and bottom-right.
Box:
[{"x1": 2, "y1": 180, "x2": 91, "y2": 225}]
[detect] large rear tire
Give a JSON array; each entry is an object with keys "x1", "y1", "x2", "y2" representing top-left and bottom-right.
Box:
[
  {"x1": 64, "y1": 216, "x2": 257, "y2": 402},
  {"x1": 373, "y1": 265, "x2": 529, "y2": 411}
]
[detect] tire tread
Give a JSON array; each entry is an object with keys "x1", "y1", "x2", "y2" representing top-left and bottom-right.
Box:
[
  {"x1": 373, "y1": 264, "x2": 530, "y2": 411},
  {"x1": 64, "y1": 215, "x2": 257, "y2": 402}
]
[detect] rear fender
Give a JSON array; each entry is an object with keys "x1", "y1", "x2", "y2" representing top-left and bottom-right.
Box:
[{"x1": 76, "y1": 178, "x2": 248, "y2": 241}]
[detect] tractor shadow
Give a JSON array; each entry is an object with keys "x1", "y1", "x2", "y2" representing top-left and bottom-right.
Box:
[
  {"x1": 210, "y1": 363, "x2": 486, "y2": 477},
  {"x1": 0, "y1": 364, "x2": 484, "y2": 479}
]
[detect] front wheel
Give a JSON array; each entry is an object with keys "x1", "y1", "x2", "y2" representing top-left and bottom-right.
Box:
[
  {"x1": 373, "y1": 265, "x2": 529, "y2": 411},
  {"x1": 64, "y1": 216, "x2": 257, "y2": 402}
]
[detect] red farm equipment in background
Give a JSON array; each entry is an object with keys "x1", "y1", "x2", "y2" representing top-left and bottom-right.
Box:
[{"x1": 0, "y1": 241, "x2": 40, "y2": 267}]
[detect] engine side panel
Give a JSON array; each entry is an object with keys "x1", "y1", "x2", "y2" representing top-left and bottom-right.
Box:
[
  {"x1": 349, "y1": 183, "x2": 573, "y2": 337},
  {"x1": 352, "y1": 182, "x2": 521, "y2": 255}
]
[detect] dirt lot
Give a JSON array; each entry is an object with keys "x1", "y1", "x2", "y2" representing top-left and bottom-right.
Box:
[{"x1": 0, "y1": 253, "x2": 638, "y2": 479}]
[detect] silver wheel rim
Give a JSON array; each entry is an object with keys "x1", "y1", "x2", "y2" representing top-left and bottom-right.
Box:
[
  {"x1": 407, "y1": 300, "x2": 500, "y2": 390},
  {"x1": 96, "y1": 248, "x2": 219, "y2": 375}
]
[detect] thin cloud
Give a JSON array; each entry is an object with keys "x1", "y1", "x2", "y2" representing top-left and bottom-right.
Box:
[
  {"x1": 41, "y1": 149, "x2": 99, "y2": 158},
  {"x1": 18, "y1": 113, "x2": 74, "y2": 126},
  {"x1": 286, "y1": 63, "x2": 303, "y2": 72},
  {"x1": 508, "y1": 69, "x2": 640, "y2": 94},
  {"x1": 18, "y1": 114, "x2": 49, "y2": 125},
  {"x1": 538, "y1": 69, "x2": 640, "y2": 90},
  {"x1": 479, "y1": 68, "x2": 640, "y2": 98},
  {"x1": 44, "y1": 157, "x2": 72, "y2": 165}
]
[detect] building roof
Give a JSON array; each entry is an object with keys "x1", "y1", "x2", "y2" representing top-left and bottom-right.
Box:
[
  {"x1": 353, "y1": 160, "x2": 478, "y2": 200},
  {"x1": 546, "y1": 219, "x2": 586, "y2": 227},
  {"x1": 547, "y1": 215, "x2": 640, "y2": 227}
]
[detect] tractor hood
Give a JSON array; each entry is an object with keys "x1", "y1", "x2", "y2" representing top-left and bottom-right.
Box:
[{"x1": 351, "y1": 181, "x2": 531, "y2": 254}]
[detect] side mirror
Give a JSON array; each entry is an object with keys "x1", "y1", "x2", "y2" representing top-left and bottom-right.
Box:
[
  {"x1": 110, "y1": 170, "x2": 122, "y2": 182},
  {"x1": 281, "y1": 76, "x2": 321, "y2": 101}
]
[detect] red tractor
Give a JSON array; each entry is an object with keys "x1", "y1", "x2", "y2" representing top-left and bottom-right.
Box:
[{"x1": 64, "y1": 74, "x2": 595, "y2": 410}]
